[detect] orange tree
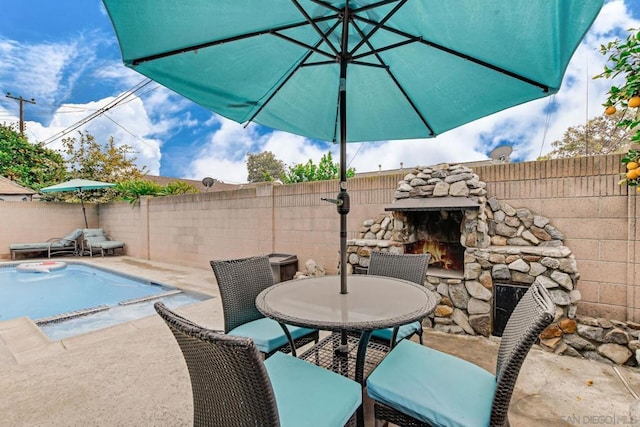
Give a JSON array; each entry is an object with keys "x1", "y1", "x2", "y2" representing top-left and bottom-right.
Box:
[{"x1": 595, "y1": 27, "x2": 640, "y2": 187}]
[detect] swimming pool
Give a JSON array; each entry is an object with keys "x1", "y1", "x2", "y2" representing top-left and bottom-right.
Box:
[{"x1": 0, "y1": 262, "x2": 211, "y2": 340}]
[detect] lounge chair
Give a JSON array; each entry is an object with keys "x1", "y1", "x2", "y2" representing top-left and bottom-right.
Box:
[
  {"x1": 81, "y1": 228, "x2": 125, "y2": 257},
  {"x1": 9, "y1": 229, "x2": 83, "y2": 260}
]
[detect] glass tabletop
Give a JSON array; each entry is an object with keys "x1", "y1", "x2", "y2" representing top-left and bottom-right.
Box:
[{"x1": 256, "y1": 275, "x2": 436, "y2": 332}]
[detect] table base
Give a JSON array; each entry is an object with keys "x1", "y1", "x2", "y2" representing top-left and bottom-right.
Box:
[{"x1": 298, "y1": 332, "x2": 390, "y2": 382}]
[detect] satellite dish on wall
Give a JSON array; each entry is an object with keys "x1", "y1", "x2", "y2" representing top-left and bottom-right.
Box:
[
  {"x1": 201, "y1": 177, "x2": 216, "y2": 192},
  {"x1": 489, "y1": 145, "x2": 513, "y2": 163}
]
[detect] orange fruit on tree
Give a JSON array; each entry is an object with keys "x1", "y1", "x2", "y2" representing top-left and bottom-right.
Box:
[
  {"x1": 627, "y1": 169, "x2": 640, "y2": 180},
  {"x1": 627, "y1": 161, "x2": 639, "y2": 170},
  {"x1": 605, "y1": 105, "x2": 617, "y2": 115},
  {"x1": 629, "y1": 96, "x2": 640, "y2": 108}
]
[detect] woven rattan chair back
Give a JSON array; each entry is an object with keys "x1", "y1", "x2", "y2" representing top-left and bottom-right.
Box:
[
  {"x1": 210, "y1": 256, "x2": 274, "y2": 333},
  {"x1": 367, "y1": 252, "x2": 430, "y2": 286},
  {"x1": 371, "y1": 281, "x2": 555, "y2": 427},
  {"x1": 155, "y1": 302, "x2": 281, "y2": 426},
  {"x1": 490, "y1": 281, "x2": 555, "y2": 426}
]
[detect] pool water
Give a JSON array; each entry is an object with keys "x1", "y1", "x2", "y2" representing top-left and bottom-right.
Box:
[{"x1": 0, "y1": 262, "x2": 211, "y2": 340}]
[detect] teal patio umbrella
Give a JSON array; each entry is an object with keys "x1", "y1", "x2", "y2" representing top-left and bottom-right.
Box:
[
  {"x1": 41, "y1": 179, "x2": 116, "y2": 228},
  {"x1": 102, "y1": 0, "x2": 603, "y2": 293}
]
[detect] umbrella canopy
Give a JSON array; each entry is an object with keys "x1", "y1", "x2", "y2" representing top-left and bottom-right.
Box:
[
  {"x1": 41, "y1": 179, "x2": 116, "y2": 228},
  {"x1": 103, "y1": 0, "x2": 603, "y2": 292}
]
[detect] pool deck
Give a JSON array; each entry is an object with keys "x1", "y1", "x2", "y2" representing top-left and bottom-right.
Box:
[{"x1": 1, "y1": 256, "x2": 639, "y2": 426}]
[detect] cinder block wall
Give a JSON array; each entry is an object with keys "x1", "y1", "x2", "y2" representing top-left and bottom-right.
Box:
[
  {"x1": 107, "y1": 185, "x2": 276, "y2": 268},
  {"x1": 1, "y1": 154, "x2": 636, "y2": 321},
  {"x1": 475, "y1": 155, "x2": 637, "y2": 321},
  {"x1": 270, "y1": 174, "x2": 401, "y2": 273},
  {"x1": 0, "y1": 202, "x2": 99, "y2": 251}
]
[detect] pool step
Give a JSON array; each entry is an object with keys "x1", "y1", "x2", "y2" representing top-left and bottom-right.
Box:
[
  {"x1": 118, "y1": 290, "x2": 182, "y2": 306},
  {"x1": 35, "y1": 305, "x2": 110, "y2": 325}
]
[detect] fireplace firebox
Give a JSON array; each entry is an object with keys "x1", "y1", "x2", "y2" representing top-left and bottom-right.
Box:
[{"x1": 402, "y1": 210, "x2": 465, "y2": 271}]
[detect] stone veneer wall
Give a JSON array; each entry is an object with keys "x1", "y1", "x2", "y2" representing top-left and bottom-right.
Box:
[{"x1": 347, "y1": 163, "x2": 639, "y2": 366}]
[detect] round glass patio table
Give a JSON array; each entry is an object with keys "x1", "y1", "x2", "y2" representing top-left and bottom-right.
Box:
[
  {"x1": 257, "y1": 275, "x2": 436, "y2": 427},
  {"x1": 256, "y1": 275, "x2": 435, "y2": 334}
]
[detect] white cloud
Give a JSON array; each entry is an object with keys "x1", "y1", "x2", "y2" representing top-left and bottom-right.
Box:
[
  {"x1": 22, "y1": 96, "x2": 162, "y2": 174},
  {"x1": 0, "y1": 35, "x2": 103, "y2": 114}
]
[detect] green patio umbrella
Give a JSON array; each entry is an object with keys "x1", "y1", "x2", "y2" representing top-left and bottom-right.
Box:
[
  {"x1": 41, "y1": 179, "x2": 116, "y2": 228},
  {"x1": 102, "y1": 0, "x2": 603, "y2": 294}
]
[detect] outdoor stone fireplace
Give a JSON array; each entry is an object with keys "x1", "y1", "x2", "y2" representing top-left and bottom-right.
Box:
[{"x1": 346, "y1": 163, "x2": 640, "y2": 366}]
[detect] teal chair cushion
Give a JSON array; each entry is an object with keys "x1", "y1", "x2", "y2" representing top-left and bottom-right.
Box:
[
  {"x1": 9, "y1": 243, "x2": 49, "y2": 250},
  {"x1": 63, "y1": 229, "x2": 83, "y2": 241},
  {"x1": 92, "y1": 241, "x2": 124, "y2": 250},
  {"x1": 83, "y1": 228, "x2": 108, "y2": 243},
  {"x1": 367, "y1": 340, "x2": 496, "y2": 427},
  {"x1": 265, "y1": 352, "x2": 361, "y2": 427},
  {"x1": 371, "y1": 321, "x2": 421, "y2": 342},
  {"x1": 228, "y1": 317, "x2": 316, "y2": 354},
  {"x1": 51, "y1": 229, "x2": 83, "y2": 248}
]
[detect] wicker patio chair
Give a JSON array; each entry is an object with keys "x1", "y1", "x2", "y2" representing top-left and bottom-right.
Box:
[
  {"x1": 210, "y1": 255, "x2": 319, "y2": 358},
  {"x1": 154, "y1": 302, "x2": 361, "y2": 427},
  {"x1": 366, "y1": 281, "x2": 555, "y2": 427},
  {"x1": 367, "y1": 251, "x2": 430, "y2": 346}
]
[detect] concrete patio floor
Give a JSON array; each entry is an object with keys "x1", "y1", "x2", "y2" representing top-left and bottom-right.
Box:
[{"x1": 1, "y1": 256, "x2": 639, "y2": 426}]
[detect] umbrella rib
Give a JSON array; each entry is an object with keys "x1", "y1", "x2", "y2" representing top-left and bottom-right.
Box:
[
  {"x1": 351, "y1": 38, "x2": 419, "y2": 61},
  {"x1": 129, "y1": 15, "x2": 336, "y2": 66},
  {"x1": 349, "y1": 0, "x2": 407, "y2": 56},
  {"x1": 352, "y1": 15, "x2": 551, "y2": 92},
  {"x1": 309, "y1": 0, "x2": 398, "y2": 14},
  {"x1": 244, "y1": 38, "x2": 329, "y2": 126},
  {"x1": 291, "y1": 0, "x2": 340, "y2": 56},
  {"x1": 353, "y1": 0, "x2": 404, "y2": 13},
  {"x1": 271, "y1": 32, "x2": 335, "y2": 60},
  {"x1": 308, "y1": 0, "x2": 341, "y2": 13},
  {"x1": 351, "y1": 19, "x2": 436, "y2": 136}
]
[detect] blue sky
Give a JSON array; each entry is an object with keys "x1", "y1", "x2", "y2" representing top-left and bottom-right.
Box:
[{"x1": 0, "y1": 1, "x2": 639, "y2": 184}]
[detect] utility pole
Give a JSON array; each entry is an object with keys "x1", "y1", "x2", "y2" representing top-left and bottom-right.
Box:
[{"x1": 5, "y1": 93, "x2": 36, "y2": 136}]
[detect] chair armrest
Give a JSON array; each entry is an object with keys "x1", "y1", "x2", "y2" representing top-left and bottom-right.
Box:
[{"x1": 46, "y1": 237, "x2": 77, "y2": 247}]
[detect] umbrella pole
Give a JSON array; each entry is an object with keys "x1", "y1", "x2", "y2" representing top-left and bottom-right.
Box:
[
  {"x1": 338, "y1": 5, "x2": 350, "y2": 296},
  {"x1": 79, "y1": 189, "x2": 88, "y2": 228},
  {"x1": 337, "y1": 6, "x2": 351, "y2": 352}
]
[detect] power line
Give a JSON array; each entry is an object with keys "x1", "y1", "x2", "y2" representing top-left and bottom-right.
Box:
[
  {"x1": 102, "y1": 112, "x2": 156, "y2": 150},
  {"x1": 41, "y1": 78, "x2": 152, "y2": 145},
  {"x1": 347, "y1": 142, "x2": 363, "y2": 168},
  {"x1": 538, "y1": 95, "x2": 555, "y2": 158},
  {"x1": 5, "y1": 93, "x2": 36, "y2": 135}
]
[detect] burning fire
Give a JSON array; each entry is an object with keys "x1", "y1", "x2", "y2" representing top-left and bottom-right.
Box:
[{"x1": 404, "y1": 240, "x2": 464, "y2": 271}]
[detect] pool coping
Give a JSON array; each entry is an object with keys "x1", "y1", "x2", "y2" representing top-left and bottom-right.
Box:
[
  {"x1": 1, "y1": 259, "x2": 213, "y2": 329},
  {"x1": 0, "y1": 256, "x2": 220, "y2": 365}
]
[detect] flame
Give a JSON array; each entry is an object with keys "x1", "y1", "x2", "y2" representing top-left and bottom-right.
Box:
[{"x1": 405, "y1": 240, "x2": 464, "y2": 270}]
